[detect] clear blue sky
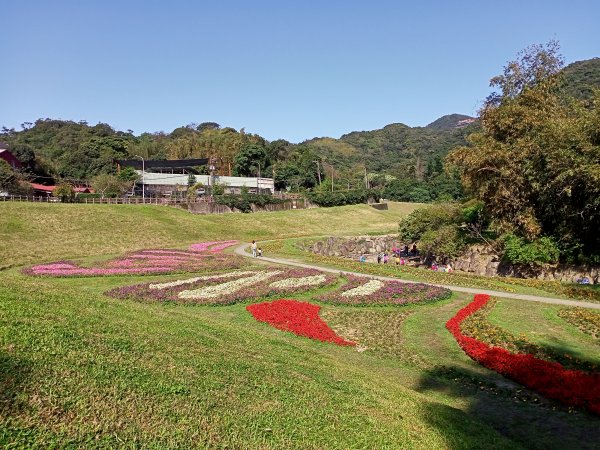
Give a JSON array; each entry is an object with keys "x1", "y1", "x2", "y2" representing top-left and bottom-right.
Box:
[{"x1": 1, "y1": 0, "x2": 599, "y2": 143}]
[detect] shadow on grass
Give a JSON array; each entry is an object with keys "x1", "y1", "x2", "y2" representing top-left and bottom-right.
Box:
[
  {"x1": 416, "y1": 364, "x2": 600, "y2": 450},
  {"x1": 0, "y1": 351, "x2": 31, "y2": 416}
]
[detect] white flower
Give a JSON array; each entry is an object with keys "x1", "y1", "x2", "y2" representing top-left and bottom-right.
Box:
[
  {"x1": 269, "y1": 275, "x2": 327, "y2": 289},
  {"x1": 178, "y1": 271, "x2": 282, "y2": 299},
  {"x1": 341, "y1": 279, "x2": 384, "y2": 297},
  {"x1": 149, "y1": 271, "x2": 256, "y2": 290}
]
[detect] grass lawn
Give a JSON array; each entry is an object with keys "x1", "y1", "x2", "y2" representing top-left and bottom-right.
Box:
[
  {"x1": 0, "y1": 202, "x2": 418, "y2": 269},
  {"x1": 1, "y1": 203, "x2": 599, "y2": 448}
]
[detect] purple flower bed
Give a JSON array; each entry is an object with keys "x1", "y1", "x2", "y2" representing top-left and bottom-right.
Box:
[
  {"x1": 317, "y1": 275, "x2": 451, "y2": 306},
  {"x1": 106, "y1": 268, "x2": 338, "y2": 306}
]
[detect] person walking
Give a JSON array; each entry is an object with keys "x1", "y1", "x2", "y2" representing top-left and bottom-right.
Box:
[{"x1": 251, "y1": 240, "x2": 258, "y2": 257}]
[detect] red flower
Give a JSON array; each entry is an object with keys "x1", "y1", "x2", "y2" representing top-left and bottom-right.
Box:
[
  {"x1": 247, "y1": 299, "x2": 355, "y2": 346},
  {"x1": 447, "y1": 294, "x2": 600, "y2": 415}
]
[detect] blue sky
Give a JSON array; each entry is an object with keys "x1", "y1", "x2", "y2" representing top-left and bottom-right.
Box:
[{"x1": 1, "y1": 0, "x2": 599, "y2": 142}]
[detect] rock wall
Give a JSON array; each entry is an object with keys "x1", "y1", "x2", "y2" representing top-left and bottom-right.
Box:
[
  {"x1": 306, "y1": 235, "x2": 403, "y2": 262},
  {"x1": 307, "y1": 237, "x2": 599, "y2": 284}
]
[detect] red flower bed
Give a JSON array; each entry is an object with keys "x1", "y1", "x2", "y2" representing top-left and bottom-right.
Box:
[
  {"x1": 447, "y1": 294, "x2": 600, "y2": 415},
  {"x1": 247, "y1": 299, "x2": 355, "y2": 346}
]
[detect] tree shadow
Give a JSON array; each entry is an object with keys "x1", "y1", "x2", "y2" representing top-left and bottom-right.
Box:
[
  {"x1": 0, "y1": 351, "x2": 31, "y2": 416},
  {"x1": 416, "y1": 363, "x2": 600, "y2": 450}
]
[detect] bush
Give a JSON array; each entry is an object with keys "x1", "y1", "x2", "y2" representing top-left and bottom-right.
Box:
[
  {"x1": 54, "y1": 182, "x2": 76, "y2": 203},
  {"x1": 501, "y1": 234, "x2": 560, "y2": 266},
  {"x1": 398, "y1": 203, "x2": 462, "y2": 242},
  {"x1": 420, "y1": 225, "x2": 467, "y2": 259},
  {"x1": 306, "y1": 189, "x2": 380, "y2": 207},
  {"x1": 214, "y1": 193, "x2": 284, "y2": 213}
]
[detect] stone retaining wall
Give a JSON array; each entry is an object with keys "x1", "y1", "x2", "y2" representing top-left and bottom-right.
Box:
[{"x1": 306, "y1": 236, "x2": 599, "y2": 284}]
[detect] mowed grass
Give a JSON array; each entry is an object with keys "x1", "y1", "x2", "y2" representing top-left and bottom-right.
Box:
[
  {"x1": 1, "y1": 203, "x2": 599, "y2": 448},
  {"x1": 0, "y1": 202, "x2": 418, "y2": 269}
]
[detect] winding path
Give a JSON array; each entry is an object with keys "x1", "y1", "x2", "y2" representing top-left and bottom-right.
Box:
[{"x1": 234, "y1": 243, "x2": 600, "y2": 310}]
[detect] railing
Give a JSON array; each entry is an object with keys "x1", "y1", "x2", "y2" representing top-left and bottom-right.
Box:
[{"x1": 0, "y1": 195, "x2": 209, "y2": 205}]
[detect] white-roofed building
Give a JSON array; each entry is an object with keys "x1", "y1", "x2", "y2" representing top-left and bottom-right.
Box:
[{"x1": 136, "y1": 171, "x2": 274, "y2": 197}]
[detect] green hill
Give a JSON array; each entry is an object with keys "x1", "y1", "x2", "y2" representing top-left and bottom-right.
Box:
[{"x1": 561, "y1": 57, "x2": 600, "y2": 100}]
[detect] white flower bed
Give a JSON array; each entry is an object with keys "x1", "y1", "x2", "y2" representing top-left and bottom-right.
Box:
[
  {"x1": 178, "y1": 271, "x2": 283, "y2": 299},
  {"x1": 340, "y1": 279, "x2": 384, "y2": 297},
  {"x1": 269, "y1": 275, "x2": 328, "y2": 289},
  {"x1": 149, "y1": 271, "x2": 257, "y2": 290}
]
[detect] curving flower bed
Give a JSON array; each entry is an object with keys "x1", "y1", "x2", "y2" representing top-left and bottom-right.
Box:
[
  {"x1": 188, "y1": 240, "x2": 238, "y2": 253},
  {"x1": 23, "y1": 241, "x2": 243, "y2": 278},
  {"x1": 447, "y1": 294, "x2": 600, "y2": 415},
  {"x1": 106, "y1": 268, "x2": 338, "y2": 305},
  {"x1": 317, "y1": 275, "x2": 451, "y2": 306},
  {"x1": 246, "y1": 299, "x2": 355, "y2": 346}
]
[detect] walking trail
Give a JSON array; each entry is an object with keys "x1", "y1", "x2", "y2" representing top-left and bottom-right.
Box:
[{"x1": 234, "y1": 243, "x2": 600, "y2": 310}]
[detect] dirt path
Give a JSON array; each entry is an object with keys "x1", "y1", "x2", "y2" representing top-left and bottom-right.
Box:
[{"x1": 234, "y1": 243, "x2": 600, "y2": 310}]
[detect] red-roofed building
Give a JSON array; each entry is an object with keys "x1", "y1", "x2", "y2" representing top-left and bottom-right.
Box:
[
  {"x1": 30, "y1": 183, "x2": 94, "y2": 196},
  {"x1": 0, "y1": 145, "x2": 22, "y2": 170}
]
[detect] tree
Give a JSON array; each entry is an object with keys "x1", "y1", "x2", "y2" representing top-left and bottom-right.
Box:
[
  {"x1": 91, "y1": 174, "x2": 131, "y2": 198},
  {"x1": 54, "y1": 182, "x2": 75, "y2": 202},
  {"x1": 447, "y1": 42, "x2": 600, "y2": 261},
  {"x1": 232, "y1": 144, "x2": 268, "y2": 177},
  {"x1": 0, "y1": 160, "x2": 18, "y2": 192}
]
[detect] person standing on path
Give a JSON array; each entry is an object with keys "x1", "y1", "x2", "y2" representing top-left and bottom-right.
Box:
[{"x1": 251, "y1": 240, "x2": 258, "y2": 257}]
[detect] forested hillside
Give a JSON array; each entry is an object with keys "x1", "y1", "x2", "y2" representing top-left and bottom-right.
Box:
[{"x1": 1, "y1": 57, "x2": 598, "y2": 203}]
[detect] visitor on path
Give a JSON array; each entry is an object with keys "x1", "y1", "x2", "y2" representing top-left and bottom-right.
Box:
[
  {"x1": 383, "y1": 253, "x2": 389, "y2": 264},
  {"x1": 258, "y1": 248, "x2": 263, "y2": 257},
  {"x1": 359, "y1": 254, "x2": 367, "y2": 263},
  {"x1": 395, "y1": 255, "x2": 400, "y2": 265},
  {"x1": 431, "y1": 262, "x2": 438, "y2": 271},
  {"x1": 377, "y1": 253, "x2": 382, "y2": 264},
  {"x1": 251, "y1": 240, "x2": 257, "y2": 257},
  {"x1": 400, "y1": 257, "x2": 405, "y2": 265},
  {"x1": 403, "y1": 244, "x2": 409, "y2": 256},
  {"x1": 446, "y1": 263, "x2": 453, "y2": 273},
  {"x1": 411, "y1": 243, "x2": 418, "y2": 256}
]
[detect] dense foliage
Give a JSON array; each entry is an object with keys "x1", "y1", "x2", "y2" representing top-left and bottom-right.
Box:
[{"x1": 447, "y1": 43, "x2": 600, "y2": 263}]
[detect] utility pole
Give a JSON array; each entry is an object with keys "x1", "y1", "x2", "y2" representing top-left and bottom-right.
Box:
[
  {"x1": 134, "y1": 155, "x2": 145, "y2": 201},
  {"x1": 257, "y1": 162, "x2": 261, "y2": 194},
  {"x1": 313, "y1": 160, "x2": 322, "y2": 186}
]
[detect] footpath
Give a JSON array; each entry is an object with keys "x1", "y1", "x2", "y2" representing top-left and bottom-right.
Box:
[{"x1": 234, "y1": 243, "x2": 600, "y2": 310}]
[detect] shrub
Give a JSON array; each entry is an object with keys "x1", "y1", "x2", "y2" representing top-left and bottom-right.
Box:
[
  {"x1": 398, "y1": 203, "x2": 462, "y2": 242},
  {"x1": 501, "y1": 234, "x2": 560, "y2": 266}
]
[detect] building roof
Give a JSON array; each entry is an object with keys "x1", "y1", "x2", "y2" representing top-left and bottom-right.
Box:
[
  {"x1": 0, "y1": 148, "x2": 22, "y2": 168},
  {"x1": 116, "y1": 158, "x2": 209, "y2": 173},
  {"x1": 137, "y1": 172, "x2": 274, "y2": 189},
  {"x1": 30, "y1": 183, "x2": 93, "y2": 193}
]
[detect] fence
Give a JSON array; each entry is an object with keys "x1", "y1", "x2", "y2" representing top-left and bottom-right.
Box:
[{"x1": 0, "y1": 194, "x2": 309, "y2": 213}]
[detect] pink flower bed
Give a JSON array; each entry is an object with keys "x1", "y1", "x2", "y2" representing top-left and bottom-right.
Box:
[
  {"x1": 447, "y1": 294, "x2": 600, "y2": 415},
  {"x1": 189, "y1": 240, "x2": 238, "y2": 253},
  {"x1": 247, "y1": 299, "x2": 355, "y2": 346},
  {"x1": 23, "y1": 241, "x2": 244, "y2": 277}
]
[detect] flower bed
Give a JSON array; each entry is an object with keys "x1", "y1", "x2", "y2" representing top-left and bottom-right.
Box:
[
  {"x1": 188, "y1": 240, "x2": 238, "y2": 253},
  {"x1": 106, "y1": 268, "x2": 338, "y2": 305},
  {"x1": 23, "y1": 248, "x2": 243, "y2": 277},
  {"x1": 446, "y1": 294, "x2": 600, "y2": 415},
  {"x1": 558, "y1": 307, "x2": 600, "y2": 340},
  {"x1": 246, "y1": 299, "x2": 355, "y2": 346},
  {"x1": 317, "y1": 275, "x2": 451, "y2": 306}
]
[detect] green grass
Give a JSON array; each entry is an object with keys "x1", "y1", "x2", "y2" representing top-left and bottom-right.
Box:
[
  {"x1": 0, "y1": 202, "x2": 418, "y2": 269},
  {"x1": 1, "y1": 203, "x2": 599, "y2": 448}
]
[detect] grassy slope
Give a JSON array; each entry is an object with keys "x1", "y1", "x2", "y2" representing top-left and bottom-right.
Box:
[
  {"x1": 1, "y1": 203, "x2": 599, "y2": 448},
  {"x1": 0, "y1": 202, "x2": 416, "y2": 269}
]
